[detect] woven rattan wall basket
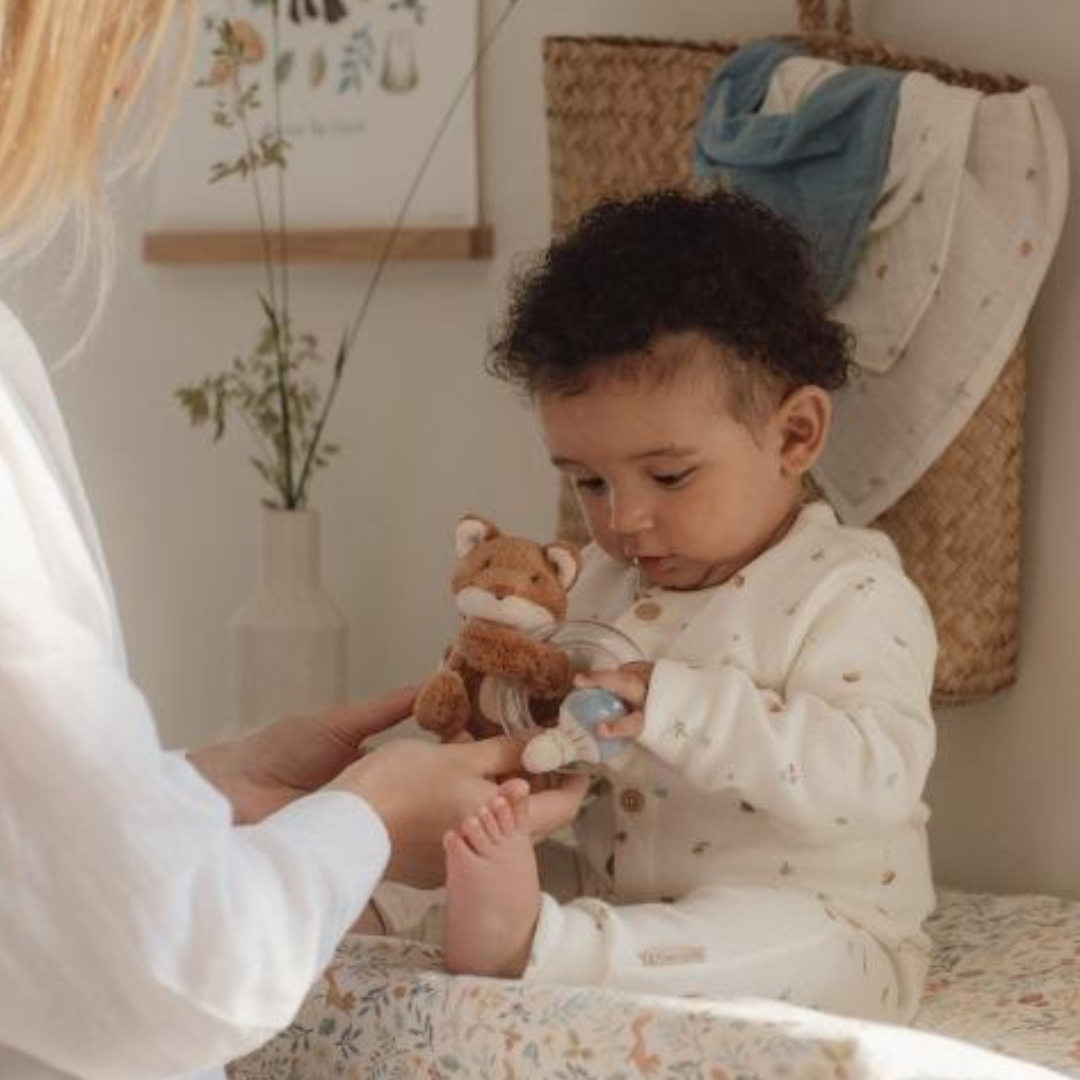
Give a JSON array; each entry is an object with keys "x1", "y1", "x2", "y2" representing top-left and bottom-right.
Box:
[{"x1": 544, "y1": 1, "x2": 1031, "y2": 706}]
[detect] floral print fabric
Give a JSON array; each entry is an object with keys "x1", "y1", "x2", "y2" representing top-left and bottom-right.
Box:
[
  {"x1": 914, "y1": 890, "x2": 1080, "y2": 1073},
  {"x1": 228, "y1": 889, "x2": 1079, "y2": 1080}
]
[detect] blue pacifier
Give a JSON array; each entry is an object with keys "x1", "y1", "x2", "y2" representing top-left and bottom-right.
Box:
[{"x1": 522, "y1": 687, "x2": 630, "y2": 773}]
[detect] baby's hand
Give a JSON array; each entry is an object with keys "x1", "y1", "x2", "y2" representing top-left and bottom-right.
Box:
[{"x1": 572, "y1": 661, "x2": 654, "y2": 740}]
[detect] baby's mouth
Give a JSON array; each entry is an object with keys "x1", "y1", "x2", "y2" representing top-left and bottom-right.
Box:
[{"x1": 636, "y1": 555, "x2": 674, "y2": 575}]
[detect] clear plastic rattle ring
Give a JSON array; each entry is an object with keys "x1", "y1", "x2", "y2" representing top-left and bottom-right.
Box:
[{"x1": 489, "y1": 619, "x2": 644, "y2": 772}]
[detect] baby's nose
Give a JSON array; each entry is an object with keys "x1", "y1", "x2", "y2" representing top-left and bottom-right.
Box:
[{"x1": 608, "y1": 492, "x2": 652, "y2": 535}]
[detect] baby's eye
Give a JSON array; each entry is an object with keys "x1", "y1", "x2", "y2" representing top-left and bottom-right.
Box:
[
  {"x1": 652, "y1": 468, "x2": 696, "y2": 489},
  {"x1": 573, "y1": 476, "x2": 608, "y2": 496}
]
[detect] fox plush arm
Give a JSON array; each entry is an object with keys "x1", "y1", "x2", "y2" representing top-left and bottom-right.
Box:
[{"x1": 414, "y1": 515, "x2": 579, "y2": 741}]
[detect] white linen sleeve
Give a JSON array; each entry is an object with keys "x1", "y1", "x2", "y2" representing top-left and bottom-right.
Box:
[
  {"x1": 636, "y1": 563, "x2": 937, "y2": 840},
  {"x1": 0, "y1": 640, "x2": 389, "y2": 1080}
]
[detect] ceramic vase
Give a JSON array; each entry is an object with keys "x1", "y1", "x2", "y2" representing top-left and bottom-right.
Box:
[
  {"x1": 381, "y1": 28, "x2": 419, "y2": 93},
  {"x1": 229, "y1": 506, "x2": 347, "y2": 732}
]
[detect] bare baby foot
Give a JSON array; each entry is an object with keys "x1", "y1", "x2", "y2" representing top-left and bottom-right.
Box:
[{"x1": 444, "y1": 784, "x2": 540, "y2": 978}]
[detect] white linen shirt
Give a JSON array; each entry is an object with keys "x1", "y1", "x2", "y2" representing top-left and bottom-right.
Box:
[
  {"x1": 528, "y1": 504, "x2": 938, "y2": 1016},
  {"x1": 0, "y1": 301, "x2": 390, "y2": 1080}
]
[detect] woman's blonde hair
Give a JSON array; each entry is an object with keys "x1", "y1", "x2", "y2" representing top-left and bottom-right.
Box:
[{"x1": 0, "y1": 0, "x2": 193, "y2": 257}]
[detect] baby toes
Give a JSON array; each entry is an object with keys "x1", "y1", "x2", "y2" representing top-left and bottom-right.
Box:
[{"x1": 461, "y1": 814, "x2": 496, "y2": 858}]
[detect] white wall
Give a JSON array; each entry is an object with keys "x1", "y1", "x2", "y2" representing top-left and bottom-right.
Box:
[{"x1": 8, "y1": 0, "x2": 1080, "y2": 899}]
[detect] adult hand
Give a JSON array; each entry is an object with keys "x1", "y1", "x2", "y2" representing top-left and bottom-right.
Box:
[
  {"x1": 330, "y1": 735, "x2": 525, "y2": 887},
  {"x1": 189, "y1": 685, "x2": 418, "y2": 825},
  {"x1": 449, "y1": 733, "x2": 592, "y2": 843},
  {"x1": 520, "y1": 772, "x2": 591, "y2": 843}
]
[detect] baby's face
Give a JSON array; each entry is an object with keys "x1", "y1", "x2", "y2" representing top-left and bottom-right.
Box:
[{"x1": 538, "y1": 335, "x2": 821, "y2": 590}]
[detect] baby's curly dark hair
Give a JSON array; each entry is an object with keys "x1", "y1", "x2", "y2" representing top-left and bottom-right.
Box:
[{"x1": 488, "y1": 189, "x2": 851, "y2": 418}]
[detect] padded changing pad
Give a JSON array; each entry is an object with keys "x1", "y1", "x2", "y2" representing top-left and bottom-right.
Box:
[
  {"x1": 228, "y1": 889, "x2": 1080, "y2": 1080},
  {"x1": 914, "y1": 890, "x2": 1080, "y2": 1071}
]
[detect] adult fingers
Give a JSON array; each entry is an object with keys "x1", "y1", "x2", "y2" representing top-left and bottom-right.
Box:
[
  {"x1": 448, "y1": 734, "x2": 524, "y2": 777},
  {"x1": 321, "y1": 684, "x2": 420, "y2": 745},
  {"x1": 529, "y1": 772, "x2": 590, "y2": 835}
]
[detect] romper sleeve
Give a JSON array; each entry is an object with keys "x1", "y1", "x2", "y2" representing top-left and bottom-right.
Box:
[{"x1": 634, "y1": 560, "x2": 937, "y2": 841}]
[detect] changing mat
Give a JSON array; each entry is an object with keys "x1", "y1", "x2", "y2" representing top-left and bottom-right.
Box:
[{"x1": 227, "y1": 889, "x2": 1080, "y2": 1080}]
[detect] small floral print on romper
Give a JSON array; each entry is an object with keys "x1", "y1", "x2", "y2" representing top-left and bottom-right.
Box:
[
  {"x1": 590, "y1": 904, "x2": 612, "y2": 933},
  {"x1": 780, "y1": 762, "x2": 801, "y2": 785}
]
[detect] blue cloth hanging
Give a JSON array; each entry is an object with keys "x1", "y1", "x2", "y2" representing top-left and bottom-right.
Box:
[{"x1": 693, "y1": 40, "x2": 901, "y2": 305}]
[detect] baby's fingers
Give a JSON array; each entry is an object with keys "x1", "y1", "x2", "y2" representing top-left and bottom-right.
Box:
[
  {"x1": 573, "y1": 668, "x2": 647, "y2": 709},
  {"x1": 597, "y1": 711, "x2": 645, "y2": 740}
]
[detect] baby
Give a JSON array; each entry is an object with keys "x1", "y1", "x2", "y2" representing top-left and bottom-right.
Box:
[{"x1": 393, "y1": 190, "x2": 937, "y2": 1022}]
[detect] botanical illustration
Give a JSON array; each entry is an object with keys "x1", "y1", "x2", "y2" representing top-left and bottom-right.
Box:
[{"x1": 167, "y1": 0, "x2": 492, "y2": 506}]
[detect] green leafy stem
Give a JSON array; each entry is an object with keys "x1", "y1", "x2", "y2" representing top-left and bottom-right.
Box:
[{"x1": 177, "y1": 1, "x2": 522, "y2": 508}]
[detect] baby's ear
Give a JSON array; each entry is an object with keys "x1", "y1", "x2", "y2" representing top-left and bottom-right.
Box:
[
  {"x1": 456, "y1": 515, "x2": 499, "y2": 559},
  {"x1": 778, "y1": 386, "x2": 832, "y2": 477},
  {"x1": 545, "y1": 542, "x2": 580, "y2": 591}
]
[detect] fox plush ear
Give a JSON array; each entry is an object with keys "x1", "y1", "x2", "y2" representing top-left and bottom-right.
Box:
[
  {"x1": 456, "y1": 515, "x2": 500, "y2": 559},
  {"x1": 545, "y1": 542, "x2": 579, "y2": 591}
]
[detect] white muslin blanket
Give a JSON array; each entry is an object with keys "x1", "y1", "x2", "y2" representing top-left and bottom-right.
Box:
[{"x1": 761, "y1": 57, "x2": 1068, "y2": 524}]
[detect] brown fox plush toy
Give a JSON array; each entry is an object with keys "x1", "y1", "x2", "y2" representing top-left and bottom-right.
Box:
[{"x1": 414, "y1": 515, "x2": 580, "y2": 741}]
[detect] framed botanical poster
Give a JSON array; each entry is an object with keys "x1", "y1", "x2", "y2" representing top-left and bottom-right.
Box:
[{"x1": 147, "y1": 0, "x2": 486, "y2": 260}]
